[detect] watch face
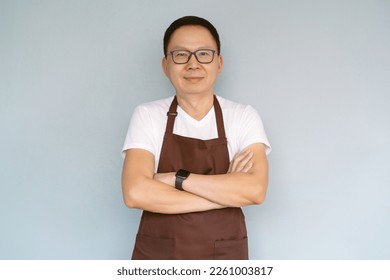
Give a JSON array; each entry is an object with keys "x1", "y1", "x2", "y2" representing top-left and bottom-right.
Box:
[{"x1": 177, "y1": 169, "x2": 190, "y2": 179}]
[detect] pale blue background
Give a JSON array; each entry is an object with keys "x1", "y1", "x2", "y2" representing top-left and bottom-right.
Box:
[{"x1": 1, "y1": 0, "x2": 389, "y2": 259}]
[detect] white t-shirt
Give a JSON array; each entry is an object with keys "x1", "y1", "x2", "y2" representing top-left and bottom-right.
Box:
[{"x1": 122, "y1": 95, "x2": 271, "y2": 171}]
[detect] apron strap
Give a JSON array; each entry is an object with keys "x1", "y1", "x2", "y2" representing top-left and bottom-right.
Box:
[
  {"x1": 213, "y1": 95, "x2": 227, "y2": 140},
  {"x1": 165, "y1": 96, "x2": 178, "y2": 135},
  {"x1": 165, "y1": 95, "x2": 227, "y2": 140}
]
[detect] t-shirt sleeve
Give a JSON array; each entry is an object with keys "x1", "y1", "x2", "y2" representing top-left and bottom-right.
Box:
[
  {"x1": 239, "y1": 106, "x2": 271, "y2": 155},
  {"x1": 121, "y1": 105, "x2": 156, "y2": 158}
]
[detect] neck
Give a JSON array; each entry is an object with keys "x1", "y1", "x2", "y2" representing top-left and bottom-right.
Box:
[{"x1": 176, "y1": 93, "x2": 214, "y2": 121}]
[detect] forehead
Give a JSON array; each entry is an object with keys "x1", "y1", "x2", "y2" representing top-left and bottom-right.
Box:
[{"x1": 168, "y1": 25, "x2": 217, "y2": 50}]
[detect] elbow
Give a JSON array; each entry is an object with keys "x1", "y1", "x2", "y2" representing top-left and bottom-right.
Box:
[
  {"x1": 235, "y1": 173, "x2": 268, "y2": 206},
  {"x1": 123, "y1": 192, "x2": 137, "y2": 209},
  {"x1": 252, "y1": 190, "x2": 266, "y2": 205},
  {"x1": 122, "y1": 182, "x2": 143, "y2": 209},
  {"x1": 248, "y1": 182, "x2": 267, "y2": 206},
  {"x1": 226, "y1": 181, "x2": 267, "y2": 207},
  {"x1": 123, "y1": 190, "x2": 137, "y2": 209},
  {"x1": 228, "y1": 187, "x2": 266, "y2": 207}
]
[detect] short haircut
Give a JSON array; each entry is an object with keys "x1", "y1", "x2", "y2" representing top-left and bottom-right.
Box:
[{"x1": 163, "y1": 16, "x2": 221, "y2": 57}]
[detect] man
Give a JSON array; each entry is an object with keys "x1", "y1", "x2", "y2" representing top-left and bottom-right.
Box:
[{"x1": 121, "y1": 16, "x2": 271, "y2": 260}]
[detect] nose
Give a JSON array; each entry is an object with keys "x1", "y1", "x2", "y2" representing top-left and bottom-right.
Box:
[{"x1": 186, "y1": 53, "x2": 201, "y2": 70}]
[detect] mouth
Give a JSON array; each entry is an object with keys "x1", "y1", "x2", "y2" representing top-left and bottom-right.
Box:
[{"x1": 184, "y1": 77, "x2": 204, "y2": 82}]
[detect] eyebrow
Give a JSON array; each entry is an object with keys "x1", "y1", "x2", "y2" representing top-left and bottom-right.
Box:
[{"x1": 170, "y1": 45, "x2": 215, "y2": 51}]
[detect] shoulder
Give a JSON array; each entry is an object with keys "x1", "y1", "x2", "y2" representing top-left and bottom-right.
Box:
[
  {"x1": 216, "y1": 95, "x2": 271, "y2": 154},
  {"x1": 128, "y1": 96, "x2": 173, "y2": 133},
  {"x1": 135, "y1": 96, "x2": 173, "y2": 112},
  {"x1": 134, "y1": 96, "x2": 174, "y2": 116},
  {"x1": 216, "y1": 95, "x2": 259, "y2": 118}
]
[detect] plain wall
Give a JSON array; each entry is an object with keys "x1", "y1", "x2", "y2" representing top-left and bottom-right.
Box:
[{"x1": 1, "y1": 0, "x2": 389, "y2": 259}]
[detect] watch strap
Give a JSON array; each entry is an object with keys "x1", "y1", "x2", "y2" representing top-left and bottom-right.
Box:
[
  {"x1": 175, "y1": 169, "x2": 190, "y2": 191},
  {"x1": 175, "y1": 176, "x2": 185, "y2": 191}
]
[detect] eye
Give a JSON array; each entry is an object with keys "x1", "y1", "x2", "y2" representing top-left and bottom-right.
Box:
[
  {"x1": 174, "y1": 50, "x2": 189, "y2": 58},
  {"x1": 197, "y1": 50, "x2": 212, "y2": 57}
]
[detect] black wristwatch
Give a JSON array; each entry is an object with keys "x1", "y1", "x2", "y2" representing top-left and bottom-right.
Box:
[{"x1": 175, "y1": 169, "x2": 191, "y2": 191}]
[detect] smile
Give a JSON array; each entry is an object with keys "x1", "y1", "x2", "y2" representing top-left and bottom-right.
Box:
[{"x1": 184, "y1": 77, "x2": 204, "y2": 82}]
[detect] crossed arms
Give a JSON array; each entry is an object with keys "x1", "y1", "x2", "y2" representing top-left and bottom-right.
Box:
[{"x1": 121, "y1": 143, "x2": 268, "y2": 214}]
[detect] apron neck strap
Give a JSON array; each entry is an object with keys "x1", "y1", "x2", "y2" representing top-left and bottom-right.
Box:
[
  {"x1": 213, "y1": 95, "x2": 227, "y2": 140},
  {"x1": 165, "y1": 95, "x2": 227, "y2": 139},
  {"x1": 166, "y1": 96, "x2": 179, "y2": 135}
]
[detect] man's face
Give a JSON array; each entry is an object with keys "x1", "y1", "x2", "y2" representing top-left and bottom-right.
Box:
[{"x1": 162, "y1": 25, "x2": 223, "y2": 97}]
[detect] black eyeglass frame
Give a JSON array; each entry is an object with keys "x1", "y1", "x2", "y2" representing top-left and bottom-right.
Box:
[{"x1": 169, "y1": 49, "x2": 217, "y2": 64}]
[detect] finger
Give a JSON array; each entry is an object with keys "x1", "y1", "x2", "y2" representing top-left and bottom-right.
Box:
[
  {"x1": 236, "y1": 158, "x2": 252, "y2": 172},
  {"x1": 235, "y1": 151, "x2": 253, "y2": 171},
  {"x1": 242, "y1": 161, "x2": 253, "y2": 173},
  {"x1": 236, "y1": 149, "x2": 250, "y2": 159},
  {"x1": 241, "y1": 150, "x2": 254, "y2": 162},
  {"x1": 231, "y1": 151, "x2": 253, "y2": 173},
  {"x1": 231, "y1": 150, "x2": 250, "y2": 170},
  {"x1": 230, "y1": 157, "x2": 241, "y2": 173}
]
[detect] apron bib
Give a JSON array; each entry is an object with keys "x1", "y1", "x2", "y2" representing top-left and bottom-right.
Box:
[{"x1": 131, "y1": 95, "x2": 248, "y2": 260}]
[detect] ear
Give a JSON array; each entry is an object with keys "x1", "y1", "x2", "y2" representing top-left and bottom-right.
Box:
[
  {"x1": 217, "y1": 55, "x2": 224, "y2": 75},
  {"x1": 162, "y1": 57, "x2": 169, "y2": 77}
]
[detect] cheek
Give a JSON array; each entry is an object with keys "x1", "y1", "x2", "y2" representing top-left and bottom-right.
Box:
[
  {"x1": 171, "y1": 65, "x2": 188, "y2": 78},
  {"x1": 208, "y1": 66, "x2": 220, "y2": 78},
  {"x1": 166, "y1": 64, "x2": 180, "y2": 76},
  {"x1": 166, "y1": 68, "x2": 183, "y2": 86}
]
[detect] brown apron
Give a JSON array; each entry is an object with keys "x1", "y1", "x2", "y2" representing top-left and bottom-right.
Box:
[{"x1": 131, "y1": 95, "x2": 248, "y2": 260}]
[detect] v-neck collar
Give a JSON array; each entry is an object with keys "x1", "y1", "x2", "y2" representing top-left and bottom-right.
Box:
[{"x1": 177, "y1": 104, "x2": 214, "y2": 127}]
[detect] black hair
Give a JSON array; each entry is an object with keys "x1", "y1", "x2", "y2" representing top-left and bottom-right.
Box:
[{"x1": 163, "y1": 16, "x2": 221, "y2": 57}]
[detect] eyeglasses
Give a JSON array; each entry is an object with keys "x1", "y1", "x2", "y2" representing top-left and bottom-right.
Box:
[{"x1": 169, "y1": 49, "x2": 216, "y2": 64}]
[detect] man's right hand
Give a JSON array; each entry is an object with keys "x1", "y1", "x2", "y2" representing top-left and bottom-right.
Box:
[{"x1": 227, "y1": 149, "x2": 254, "y2": 173}]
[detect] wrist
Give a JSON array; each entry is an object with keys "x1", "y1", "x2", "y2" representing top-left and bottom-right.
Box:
[{"x1": 175, "y1": 169, "x2": 191, "y2": 191}]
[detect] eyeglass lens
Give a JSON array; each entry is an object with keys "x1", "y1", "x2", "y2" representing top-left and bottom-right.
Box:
[{"x1": 171, "y1": 49, "x2": 215, "y2": 64}]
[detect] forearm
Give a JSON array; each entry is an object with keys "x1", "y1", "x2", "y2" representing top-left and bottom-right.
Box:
[
  {"x1": 122, "y1": 149, "x2": 226, "y2": 214},
  {"x1": 123, "y1": 177, "x2": 226, "y2": 214},
  {"x1": 183, "y1": 172, "x2": 267, "y2": 207},
  {"x1": 157, "y1": 144, "x2": 269, "y2": 207}
]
